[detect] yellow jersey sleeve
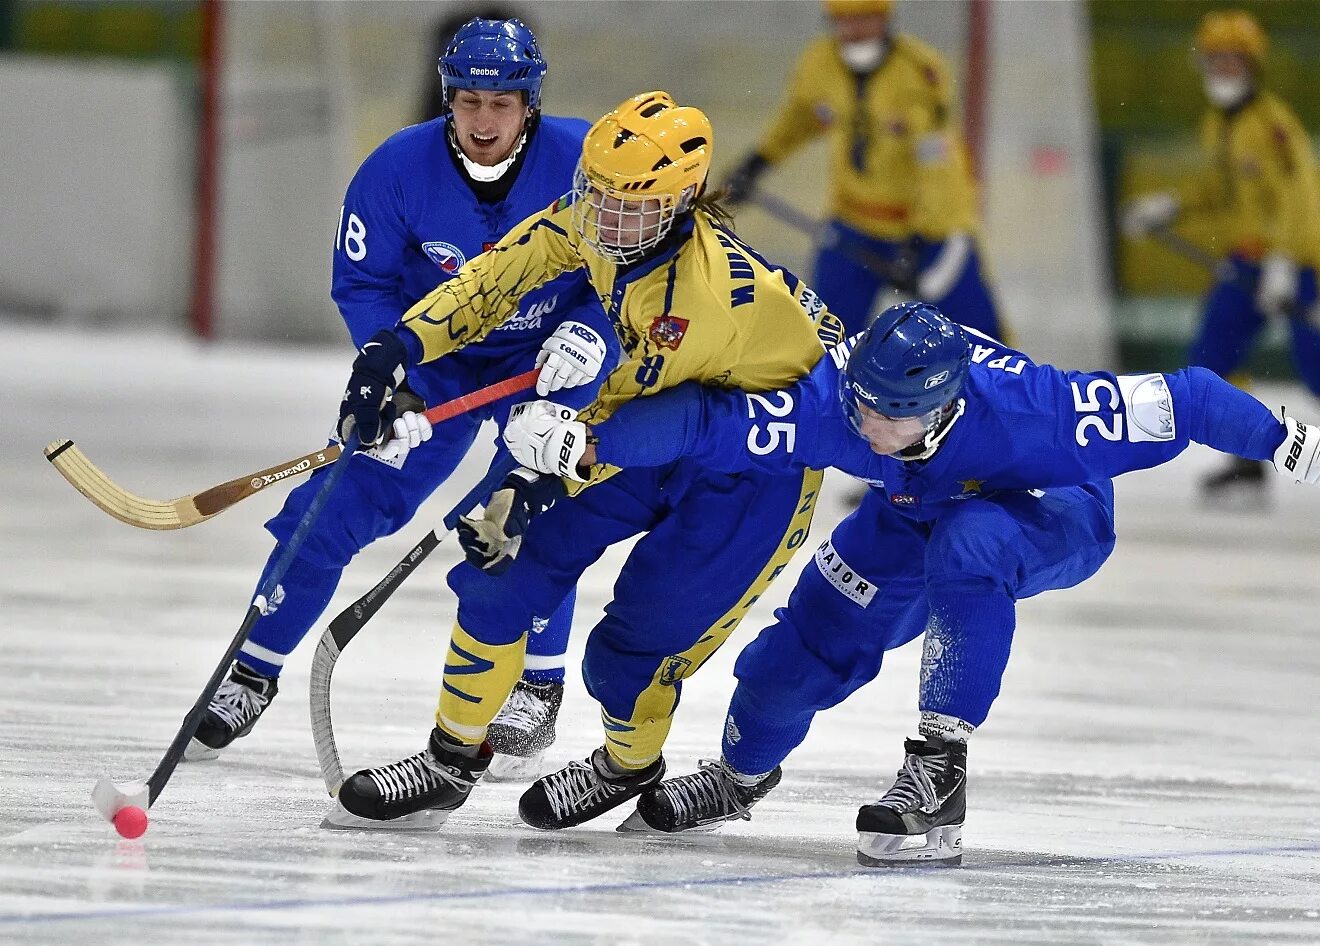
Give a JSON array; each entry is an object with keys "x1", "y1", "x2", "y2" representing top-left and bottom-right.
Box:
[
  {"x1": 757, "y1": 38, "x2": 835, "y2": 164},
  {"x1": 899, "y1": 39, "x2": 979, "y2": 239},
  {"x1": 400, "y1": 197, "x2": 586, "y2": 362}
]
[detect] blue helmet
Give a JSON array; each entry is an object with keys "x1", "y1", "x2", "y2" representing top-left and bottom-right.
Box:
[
  {"x1": 841, "y1": 301, "x2": 970, "y2": 434},
  {"x1": 439, "y1": 18, "x2": 547, "y2": 111}
]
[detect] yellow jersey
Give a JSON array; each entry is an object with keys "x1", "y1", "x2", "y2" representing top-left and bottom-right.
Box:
[
  {"x1": 756, "y1": 33, "x2": 980, "y2": 241},
  {"x1": 400, "y1": 199, "x2": 843, "y2": 490},
  {"x1": 1179, "y1": 91, "x2": 1320, "y2": 267}
]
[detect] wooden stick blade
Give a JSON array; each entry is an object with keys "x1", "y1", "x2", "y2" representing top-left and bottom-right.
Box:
[{"x1": 44, "y1": 440, "x2": 205, "y2": 530}]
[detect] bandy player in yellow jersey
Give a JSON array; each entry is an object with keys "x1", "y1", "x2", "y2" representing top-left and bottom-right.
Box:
[
  {"x1": 326, "y1": 92, "x2": 843, "y2": 831},
  {"x1": 723, "y1": 0, "x2": 1002, "y2": 340},
  {"x1": 1123, "y1": 9, "x2": 1320, "y2": 507}
]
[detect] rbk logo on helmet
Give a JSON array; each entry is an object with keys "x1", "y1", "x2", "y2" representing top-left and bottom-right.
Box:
[{"x1": 924, "y1": 371, "x2": 950, "y2": 389}]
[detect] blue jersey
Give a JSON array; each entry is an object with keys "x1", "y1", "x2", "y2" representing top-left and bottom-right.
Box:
[
  {"x1": 331, "y1": 114, "x2": 591, "y2": 354},
  {"x1": 595, "y1": 330, "x2": 1287, "y2": 521}
]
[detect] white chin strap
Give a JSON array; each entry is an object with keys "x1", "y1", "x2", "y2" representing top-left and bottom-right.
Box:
[
  {"x1": 894, "y1": 398, "x2": 966, "y2": 462},
  {"x1": 453, "y1": 127, "x2": 527, "y2": 183},
  {"x1": 840, "y1": 37, "x2": 889, "y2": 73}
]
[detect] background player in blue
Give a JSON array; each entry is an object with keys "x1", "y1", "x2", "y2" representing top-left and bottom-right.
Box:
[
  {"x1": 188, "y1": 18, "x2": 615, "y2": 781},
  {"x1": 507, "y1": 301, "x2": 1320, "y2": 864}
]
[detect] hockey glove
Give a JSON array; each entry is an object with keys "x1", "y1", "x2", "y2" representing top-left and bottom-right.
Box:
[
  {"x1": 1272, "y1": 415, "x2": 1320, "y2": 485},
  {"x1": 1256, "y1": 253, "x2": 1299, "y2": 321},
  {"x1": 339, "y1": 329, "x2": 409, "y2": 447},
  {"x1": 1120, "y1": 192, "x2": 1179, "y2": 238},
  {"x1": 368, "y1": 410, "x2": 434, "y2": 468},
  {"x1": 536, "y1": 320, "x2": 609, "y2": 396},
  {"x1": 456, "y1": 468, "x2": 567, "y2": 574},
  {"x1": 721, "y1": 153, "x2": 769, "y2": 206},
  {"x1": 503, "y1": 400, "x2": 590, "y2": 482},
  {"x1": 887, "y1": 238, "x2": 923, "y2": 297}
]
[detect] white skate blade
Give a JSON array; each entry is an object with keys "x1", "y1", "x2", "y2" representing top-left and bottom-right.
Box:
[
  {"x1": 320, "y1": 800, "x2": 451, "y2": 832},
  {"x1": 615, "y1": 809, "x2": 723, "y2": 834},
  {"x1": 486, "y1": 750, "x2": 546, "y2": 783},
  {"x1": 857, "y1": 824, "x2": 963, "y2": 868},
  {"x1": 182, "y1": 738, "x2": 219, "y2": 762},
  {"x1": 91, "y1": 778, "x2": 149, "y2": 823}
]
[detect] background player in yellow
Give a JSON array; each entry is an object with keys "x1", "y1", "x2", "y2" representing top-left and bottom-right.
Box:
[
  {"x1": 1123, "y1": 9, "x2": 1320, "y2": 508},
  {"x1": 721, "y1": 0, "x2": 1002, "y2": 341},
  {"x1": 326, "y1": 92, "x2": 837, "y2": 832}
]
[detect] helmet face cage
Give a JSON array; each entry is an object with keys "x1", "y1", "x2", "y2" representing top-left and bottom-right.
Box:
[
  {"x1": 439, "y1": 18, "x2": 547, "y2": 111},
  {"x1": 571, "y1": 166, "x2": 693, "y2": 266}
]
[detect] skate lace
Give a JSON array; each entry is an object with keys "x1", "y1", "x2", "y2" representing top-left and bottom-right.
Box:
[
  {"x1": 658, "y1": 759, "x2": 751, "y2": 825},
  {"x1": 542, "y1": 759, "x2": 622, "y2": 821},
  {"x1": 493, "y1": 684, "x2": 550, "y2": 733},
  {"x1": 208, "y1": 678, "x2": 266, "y2": 730},
  {"x1": 877, "y1": 752, "x2": 942, "y2": 814},
  {"x1": 367, "y1": 750, "x2": 466, "y2": 803}
]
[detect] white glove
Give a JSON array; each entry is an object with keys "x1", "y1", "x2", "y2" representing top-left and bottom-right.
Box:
[
  {"x1": 1272, "y1": 415, "x2": 1320, "y2": 485},
  {"x1": 535, "y1": 320, "x2": 609, "y2": 396},
  {"x1": 1256, "y1": 252, "x2": 1298, "y2": 320},
  {"x1": 917, "y1": 232, "x2": 971, "y2": 301},
  {"x1": 1121, "y1": 192, "x2": 1179, "y2": 238},
  {"x1": 369, "y1": 410, "x2": 433, "y2": 467},
  {"x1": 502, "y1": 400, "x2": 589, "y2": 482}
]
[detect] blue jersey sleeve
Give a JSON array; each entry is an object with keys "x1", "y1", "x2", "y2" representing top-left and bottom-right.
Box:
[
  {"x1": 593, "y1": 357, "x2": 847, "y2": 473},
  {"x1": 331, "y1": 145, "x2": 413, "y2": 349},
  {"x1": 1017, "y1": 363, "x2": 1285, "y2": 483}
]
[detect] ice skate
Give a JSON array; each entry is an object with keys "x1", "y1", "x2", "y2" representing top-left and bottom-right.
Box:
[
  {"x1": 856, "y1": 736, "x2": 966, "y2": 868},
  {"x1": 519, "y1": 746, "x2": 664, "y2": 829},
  {"x1": 619, "y1": 758, "x2": 781, "y2": 833},
  {"x1": 185, "y1": 663, "x2": 277, "y2": 761},
  {"x1": 1200, "y1": 456, "x2": 1268, "y2": 511},
  {"x1": 322, "y1": 728, "x2": 492, "y2": 831},
  {"x1": 486, "y1": 679, "x2": 563, "y2": 782}
]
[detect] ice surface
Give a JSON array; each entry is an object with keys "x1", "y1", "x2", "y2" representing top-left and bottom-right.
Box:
[{"x1": 3, "y1": 324, "x2": 1319, "y2": 944}]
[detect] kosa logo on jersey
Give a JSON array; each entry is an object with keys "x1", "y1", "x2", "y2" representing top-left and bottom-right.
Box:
[
  {"x1": 649, "y1": 315, "x2": 689, "y2": 351},
  {"x1": 422, "y1": 241, "x2": 466, "y2": 275}
]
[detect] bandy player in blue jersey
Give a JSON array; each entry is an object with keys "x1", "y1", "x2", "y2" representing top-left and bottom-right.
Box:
[
  {"x1": 188, "y1": 19, "x2": 616, "y2": 780},
  {"x1": 499, "y1": 301, "x2": 1320, "y2": 864}
]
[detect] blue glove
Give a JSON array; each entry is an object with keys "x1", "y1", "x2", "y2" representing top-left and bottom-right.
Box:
[
  {"x1": 340, "y1": 329, "x2": 409, "y2": 447},
  {"x1": 456, "y1": 468, "x2": 567, "y2": 574}
]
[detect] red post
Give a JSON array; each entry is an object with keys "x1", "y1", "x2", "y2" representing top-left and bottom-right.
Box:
[
  {"x1": 190, "y1": 0, "x2": 223, "y2": 340},
  {"x1": 963, "y1": 0, "x2": 991, "y2": 189}
]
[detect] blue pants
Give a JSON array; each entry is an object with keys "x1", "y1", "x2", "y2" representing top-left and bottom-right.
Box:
[
  {"x1": 813, "y1": 220, "x2": 997, "y2": 340},
  {"x1": 814, "y1": 221, "x2": 1002, "y2": 339},
  {"x1": 1189, "y1": 256, "x2": 1320, "y2": 396},
  {"x1": 721, "y1": 482, "x2": 1116, "y2": 775},
  {"x1": 446, "y1": 461, "x2": 822, "y2": 768},
  {"x1": 239, "y1": 305, "x2": 612, "y2": 683}
]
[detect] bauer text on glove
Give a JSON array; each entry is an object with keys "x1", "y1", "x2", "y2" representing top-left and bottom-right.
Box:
[
  {"x1": 1273, "y1": 415, "x2": 1320, "y2": 485},
  {"x1": 502, "y1": 400, "x2": 590, "y2": 482}
]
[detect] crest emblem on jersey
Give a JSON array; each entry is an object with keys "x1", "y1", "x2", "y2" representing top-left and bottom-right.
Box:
[
  {"x1": 649, "y1": 315, "x2": 690, "y2": 351},
  {"x1": 890, "y1": 493, "x2": 919, "y2": 507},
  {"x1": 422, "y1": 241, "x2": 466, "y2": 274},
  {"x1": 659, "y1": 654, "x2": 692, "y2": 686}
]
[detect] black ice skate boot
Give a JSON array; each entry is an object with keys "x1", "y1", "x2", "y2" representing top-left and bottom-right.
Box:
[
  {"x1": 856, "y1": 736, "x2": 966, "y2": 867},
  {"x1": 322, "y1": 727, "x2": 492, "y2": 831},
  {"x1": 519, "y1": 746, "x2": 665, "y2": 830},
  {"x1": 1200, "y1": 456, "x2": 1268, "y2": 511},
  {"x1": 620, "y1": 758, "x2": 782, "y2": 833},
  {"x1": 185, "y1": 663, "x2": 278, "y2": 761},
  {"x1": 486, "y1": 679, "x2": 564, "y2": 783}
]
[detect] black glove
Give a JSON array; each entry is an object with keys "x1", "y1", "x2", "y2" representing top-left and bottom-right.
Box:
[
  {"x1": 456, "y1": 468, "x2": 568, "y2": 574},
  {"x1": 339, "y1": 329, "x2": 409, "y2": 446},
  {"x1": 886, "y1": 237, "x2": 924, "y2": 296},
  {"x1": 721, "y1": 153, "x2": 770, "y2": 206}
]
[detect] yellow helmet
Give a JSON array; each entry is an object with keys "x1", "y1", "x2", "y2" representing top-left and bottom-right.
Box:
[
  {"x1": 572, "y1": 91, "x2": 713, "y2": 265},
  {"x1": 823, "y1": 0, "x2": 893, "y2": 18},
  {"x1": 1193, "y1": 10, "x2": 1267, "y2": 67}
]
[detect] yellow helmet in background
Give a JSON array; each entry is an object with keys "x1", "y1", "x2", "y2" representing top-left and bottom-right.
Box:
[
  {"x1": 573, "y1": 91, "x2": 714, "y2": 265},
  {"x1": 823, "y1": 0, "x2": 893, "y2": 18},
  {"x1": 1193, "y1": 10, "x2": 1268, "y2": 68}
]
